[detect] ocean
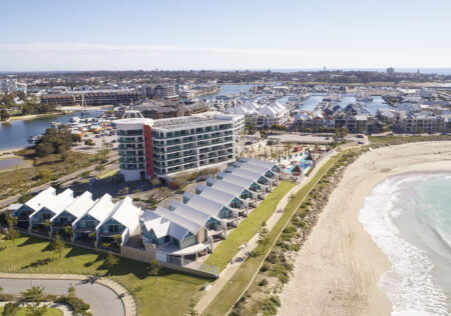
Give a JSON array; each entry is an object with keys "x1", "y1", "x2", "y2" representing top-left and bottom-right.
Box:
[{"x1": 359, "y1": 173, "x2": 451, "y2": 315}]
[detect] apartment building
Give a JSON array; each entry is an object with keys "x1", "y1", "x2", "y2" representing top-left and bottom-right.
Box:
[
  {"x1": 394, "y1": 112, "x2": 450, "y2": 133},
  {"x1": 113, "y1": 111, "x2": 244, "y2": 181},
  {"x1": 0, "y1": 79, "x2": 18, "y2": 94},
  {"x1": 40, "y1": 90, "x2": 142, "y2": 106},
  {"x1": 142, "y1": 83, "x2": 178, "y2": 99}
]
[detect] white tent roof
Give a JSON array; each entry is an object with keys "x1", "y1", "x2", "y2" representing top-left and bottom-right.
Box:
[
  {"x1": 25, "y1": 187, "x2": 56, "y2": 211},
  {"x1": 31, "y1": 189, "x2": 74, "y2": 219},
  {"x1": 109, "y1": 196, "x2": 141, "y2": 233},
  {"x1": 141, "y1": 211, "x2": 171, "y2": 239},
  {"x1": 197, "y1": 186, "x2": 236, "y2": 206},
  {"x1": 234, "y1": 161, "x2": 268, "y2": 175},
  {"x1": 58, "y1": 191, "x2": 94, "y2": 219},
  {"x1": 183, "y1": 193, "x2": 225, "y2": 217},
  {"x1": 208, "y1": 179, "x2": 249, "y2": 196},
  {"x1": 86, "y1": 194, "x2": 116, "y2": 223},
  {"x1": 228, "y1": 168, "x2": 262, "y2": 183},
  {"x1": 239, "y1": 157, "x2": 276, "y2": 170},
  {"x1": 168, "y1": 200, "x2": 213, "y2": 225},
  {"x1": 216, "y1": 173, "x2": 256, "y2": 188},
  {"x1": 154, "y1": 206, "x2": 201, "y2": 235}
]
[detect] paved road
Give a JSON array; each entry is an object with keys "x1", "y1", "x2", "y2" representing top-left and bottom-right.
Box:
[{"x1": 0, "y1": 278, "x2": 125, "y2": 316}]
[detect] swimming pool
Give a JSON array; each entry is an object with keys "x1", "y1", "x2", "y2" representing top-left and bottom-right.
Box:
[{"x1": 284, "y1": 158, "x2": 313, "y2": 173}]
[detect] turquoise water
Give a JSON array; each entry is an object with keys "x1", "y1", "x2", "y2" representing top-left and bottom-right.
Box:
[
  {"x1": 283, "y1": 157, "x2": 312, "y2": 173},
  {"x1": 360, "y1": 174, "x2": 451, "y2": 315}
]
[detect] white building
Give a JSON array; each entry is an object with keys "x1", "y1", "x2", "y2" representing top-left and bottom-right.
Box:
[
  {"x1": 0, "y1": 79, "x2": 18, "y2": 94},
  {"x1": 225, "y1": 101, "x2": 289, "y2": 128},
  {"x1": 113, "y1": 111, "x2": 244, "y2": 181}
]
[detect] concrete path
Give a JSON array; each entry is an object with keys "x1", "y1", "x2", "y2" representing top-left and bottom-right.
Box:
[
  {"x1": 0, "y1": 273, "x2": 136, "y2": 316},
  {"x1": 195, "y1": 150, "x2": 338, "y2": 314}
]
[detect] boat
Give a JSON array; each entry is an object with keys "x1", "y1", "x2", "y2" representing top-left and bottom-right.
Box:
[
  {"x1": 28, "y1": 135, "x2": 41, "y2": 144},
  {"x1": 50, "y1": 121, "x2": 61, "y2": 128}
]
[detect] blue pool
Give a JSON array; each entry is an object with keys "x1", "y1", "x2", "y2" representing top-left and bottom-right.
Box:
[{"x1": 284, "y1": 158, "x2": 313, "y2": 173}]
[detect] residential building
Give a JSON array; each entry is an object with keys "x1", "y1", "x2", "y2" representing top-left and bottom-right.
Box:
[
  {"x1": 0, "y1": 79, "x2": 18, "y2": 94},
  {"x1": 40, "y1": 90, "x2": 142, "y2": 106},
  {"x1": 113, "y1": 111, "x2": 244, "y2": 181},
  {"x1": 225, "y1": 101, "x2": 289, "y2": 128},
  {"x1": 142, "y1": 83, "x2": 178, "y2": 99}
]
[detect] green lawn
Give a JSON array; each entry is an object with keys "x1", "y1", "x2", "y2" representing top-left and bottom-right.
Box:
[
  {"x1": 203, "y1": 154, "x2": 342, "y2": 316},
  {"x1": 0, "y1": 307, "x2": 62, "y2": 316},
  {"x1": 204, "y1": 180, "x2": 296, "y2": 272},
  {"x1": 0, "y1": 236, "x2": 208, "y2": 316},
  {"x1": 369, "y1": 134, "x2": 451, "y2": 146}
]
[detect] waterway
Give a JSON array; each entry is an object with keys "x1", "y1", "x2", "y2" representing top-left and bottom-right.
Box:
[
  {"x1": 0, "y1": 85, "x2": 391, "y2": 152},
  {"x1": 0, "y1": 110, "x2": 103, "y2": 152}
]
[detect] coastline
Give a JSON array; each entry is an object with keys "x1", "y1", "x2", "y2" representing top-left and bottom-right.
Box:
[
  {"x1": 0, "y1": 147, "x2": 27, "y2": 156},
  {"x1": 278, "y1": 141, "x2": 451, "y2": 316},
  {"x1": 5, "y1": 111, "x2": 65, "y2": 122}
]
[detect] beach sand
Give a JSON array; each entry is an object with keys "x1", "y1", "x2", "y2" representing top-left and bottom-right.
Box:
[{"x1": 278, "y1": 141, "x2": 451, "y2": 316}]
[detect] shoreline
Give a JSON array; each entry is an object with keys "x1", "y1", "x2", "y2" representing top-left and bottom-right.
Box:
[
  {"x1": 278, "y1": 141, "x2": 451, "y2": 316},
  {"x1": 0, "y1": 147, "x2": 27, "y2": 156},
  {"x1": 5, "y1": 111, "x2": 65, "y2": 122}
]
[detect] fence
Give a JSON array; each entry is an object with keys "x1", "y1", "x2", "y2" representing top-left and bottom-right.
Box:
[{"x1": 0, "y1": 265, "x2": 94, "y2": 275}]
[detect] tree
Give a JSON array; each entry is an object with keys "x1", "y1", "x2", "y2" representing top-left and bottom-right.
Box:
[
  {"x1": 104, "y1": 252, "x2": 119, "y2": 275},
  {"x1": 118, "y1": 186, "x2": 129, "y2": 196},
  {"x1": 43, "y1": 220, "x2": 52, "y2": 235},
  {"x1": 0, "y1": 108, "x2": 10, "y2": 121},
  {"x1": 147, "y1": 259, "x2": 161, "y2": 284},
  {"x1": 150, "y1": 178, "x2": 161, "y2": 187},
  {"x1": 67, "y1": 286, "x2": 76, "y2": 297},
  {"x1": 21, "y1": 286, "x2": 47, "y2": 315},
  {"x1": 64, "y1": 225, "x2": 73, "y2": 238},
  {"x1": 35, "y1": 142, "x2": 55, "y2": 157},
  {"x1": 112, "y1": 234, "x2": 122, "y2": 247},
  {"x1": 2, "y1": 302, "x2": 20, "y2": 316},
  {"x1": 52, "y1": 233, "x2": 66, "y2": 260},
  {"x1": 5, "y1": 215, "x2": 20, "y2": 247}
]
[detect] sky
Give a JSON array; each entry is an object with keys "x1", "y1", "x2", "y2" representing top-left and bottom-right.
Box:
[{"x1": 1, "y1": 0, "x2": 451, "y2": 71}]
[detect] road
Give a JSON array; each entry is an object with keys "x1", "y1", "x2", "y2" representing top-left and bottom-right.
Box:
[{"x1": 0, "y1": 278, "x2": 125, "y2": 316}]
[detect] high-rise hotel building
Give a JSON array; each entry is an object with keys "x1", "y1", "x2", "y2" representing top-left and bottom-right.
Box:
[{"x1": 113, "y1": 111, "x2": 245, "y2": 181}]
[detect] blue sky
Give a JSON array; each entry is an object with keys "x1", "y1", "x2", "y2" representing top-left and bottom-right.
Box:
[{"x1": 1, "y1": 0, "x2": 450, "y2": 71}]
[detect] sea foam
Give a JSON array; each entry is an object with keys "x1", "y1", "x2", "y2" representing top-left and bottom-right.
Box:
[{"x1": 359, "y1": 176, "x2": 449, "y2": 315}]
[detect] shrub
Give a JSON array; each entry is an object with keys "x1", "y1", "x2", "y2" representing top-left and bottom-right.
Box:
[
  {"x1": 260, "y1": 263, "x2": 270, "y2": 272},
  {"x1": 56, "y1": 295, "x2": 91, "y2": 315},
  {"x1": 258, "y1": 278, "x2": 268, "y2": 287}
]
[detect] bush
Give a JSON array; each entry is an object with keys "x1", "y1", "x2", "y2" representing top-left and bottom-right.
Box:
[
  {"x1": 56, "y1": 295, "x2": 91, "y2": 315},
  {"x1": 260, "y1": 263, "x2": 270, "y2": 272},
  {"x1": 84, "y1": 139, "x2": 95, "y2": 146},
  {"x1": 258, "y1": 278, "x2": 268, "y2": 287}
]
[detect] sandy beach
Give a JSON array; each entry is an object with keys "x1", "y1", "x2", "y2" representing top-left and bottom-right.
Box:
[{"x1": 278, "y1": 141, "x2": 451, "y2": 316}]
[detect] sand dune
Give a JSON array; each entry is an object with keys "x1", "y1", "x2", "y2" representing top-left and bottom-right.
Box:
[{"x1": 278, "y1": 141, "x2": 451, "y2": 316}]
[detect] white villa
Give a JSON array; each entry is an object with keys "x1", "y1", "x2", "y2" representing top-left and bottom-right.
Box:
[{"x1": 10, "y1": 158, "x2": 284, "y2": 271}]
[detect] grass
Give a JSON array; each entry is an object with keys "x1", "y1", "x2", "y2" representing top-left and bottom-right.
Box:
[
  {"x1": 96, "y1": 168, "x2": 118, "y2": 180},
  {"x1": 0, "y1": 235, "x2": 208, "y2": 316},
  {"x1": 204, "y1": 181, "x2": 296, "y2": 272},
  {"x1": 0, "y1": 149, "x2": 94, "y2": 200},
  {"x1": 369, "y1": 134, "x2": 451, "y2": 146},
  {"x1": 0, "y1": 307, "x2": 63, "y2": 316},
  {"x1": 203, "y1": 153, "x2": 342, "y2": 316}
]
